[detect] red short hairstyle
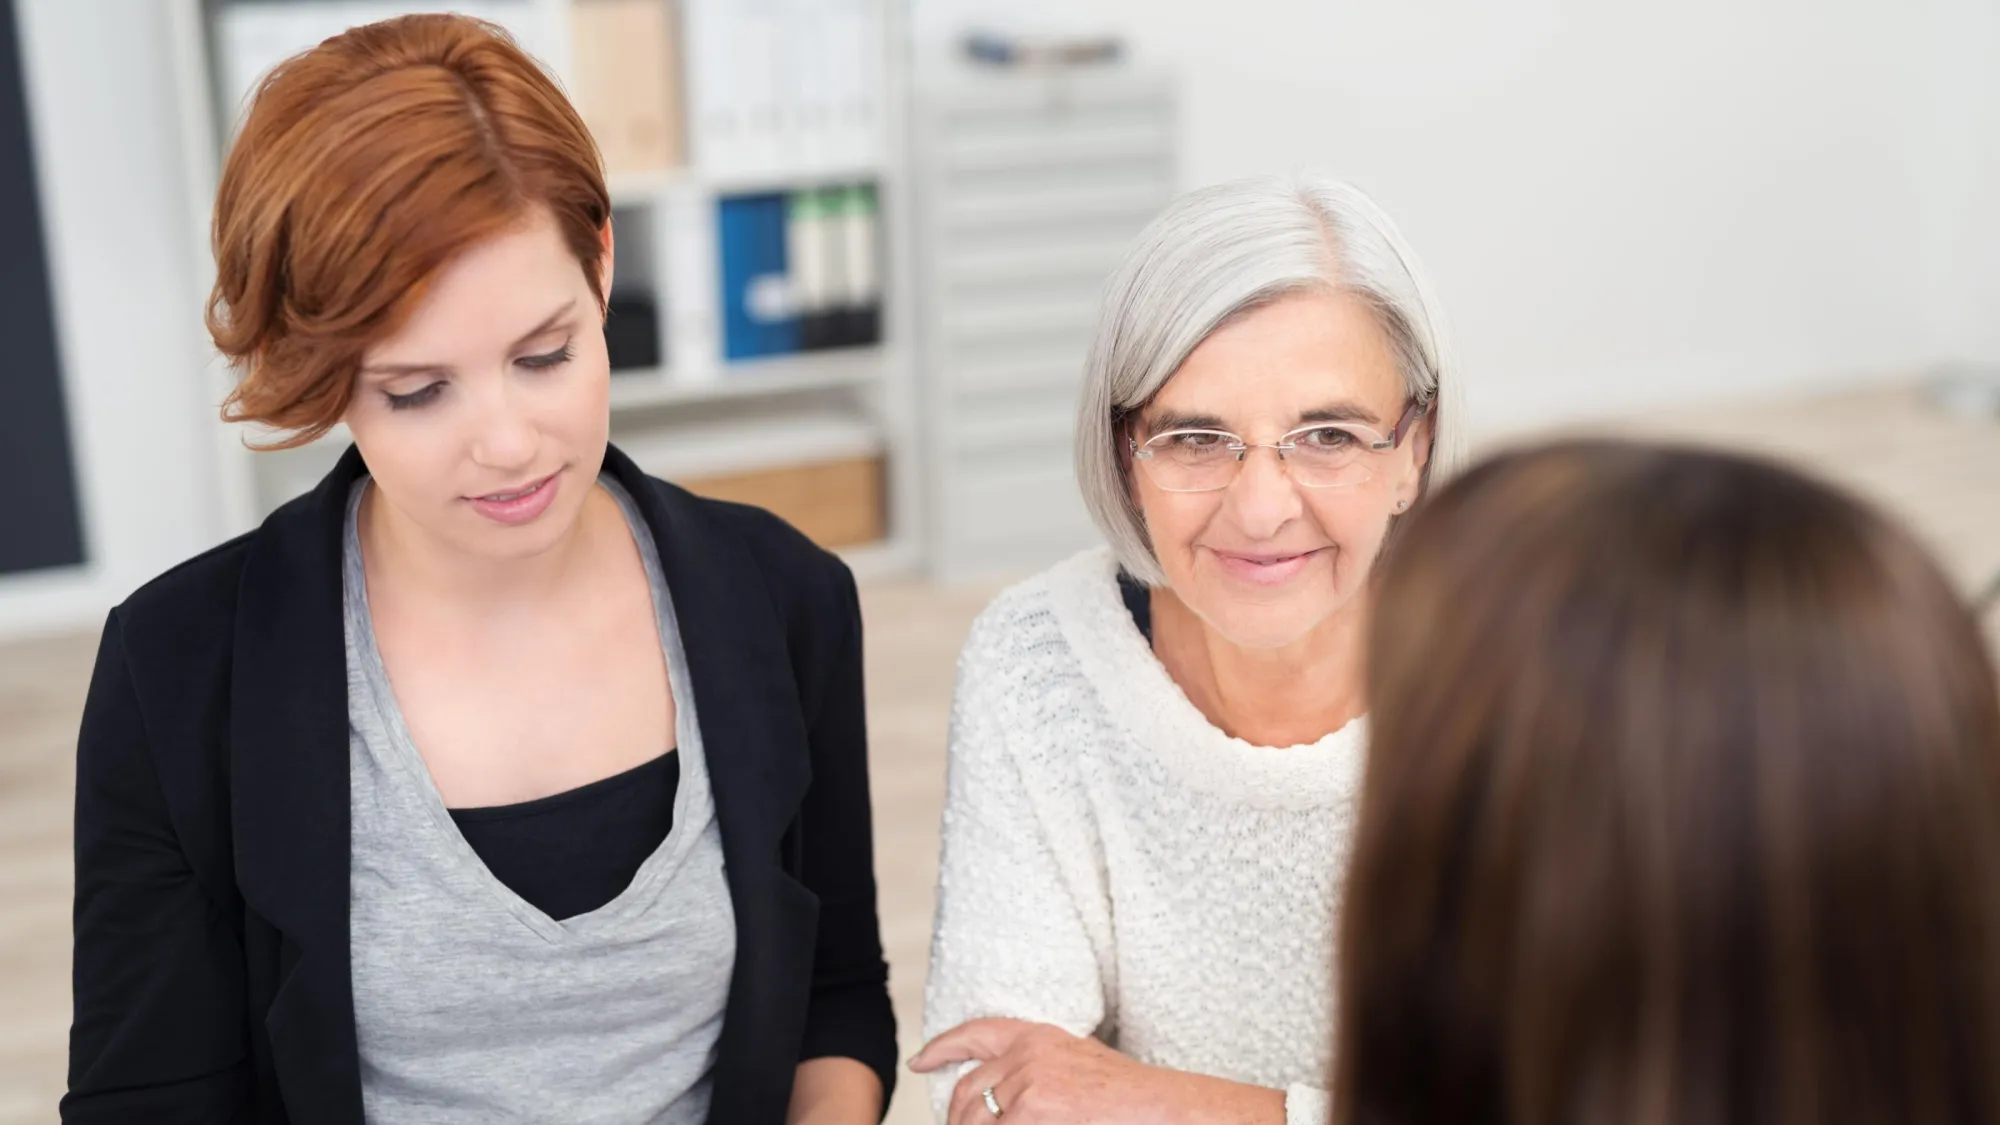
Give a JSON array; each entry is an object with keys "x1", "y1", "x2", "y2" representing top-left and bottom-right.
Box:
[{"x1": 208, "y1": 14, "x2": 610, "y2": 447}]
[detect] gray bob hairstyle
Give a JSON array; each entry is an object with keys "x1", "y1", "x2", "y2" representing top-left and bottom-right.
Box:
[{"x1": 1075, "y1": 174, "x2": 1466, "y2": 586}]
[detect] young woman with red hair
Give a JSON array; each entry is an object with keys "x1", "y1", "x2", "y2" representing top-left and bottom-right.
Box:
[{"x1": 63, "y1": 15, "x2": 893, "y2": 1124}]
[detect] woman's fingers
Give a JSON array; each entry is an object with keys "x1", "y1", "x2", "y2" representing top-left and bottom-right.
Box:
[
  {"x1": 910, "y1": 1016, "x2": 1035, "y2": 1072},
  {"x1": 986, "y1": 1067, "x2": 1033, "y2": 1123},
  {"x1": 948, "y1": 1059, "x2": 1009, "y2": 1125}
]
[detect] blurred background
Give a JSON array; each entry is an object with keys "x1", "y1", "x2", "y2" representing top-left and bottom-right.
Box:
[{"x1": 2, "y1": 1, "x2": 1997, "y2": 1121}]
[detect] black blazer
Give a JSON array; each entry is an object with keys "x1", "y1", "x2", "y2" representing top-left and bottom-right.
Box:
[{"x1": 63, "y1": 445, "x2": 897, "y2": 1124}]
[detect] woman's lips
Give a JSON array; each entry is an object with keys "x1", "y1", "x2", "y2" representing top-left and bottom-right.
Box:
[
  {"x1": 465, "y1": 471, "x2": 561, "y2": 525},
  {"x1": 1210, "y1": 547, "x2": 1325, "y2": 586}
]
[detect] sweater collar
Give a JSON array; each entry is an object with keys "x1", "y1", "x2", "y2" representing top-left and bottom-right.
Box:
[{"x1": 1041, "y1": 546, "x2": 1368, "y2": 808}]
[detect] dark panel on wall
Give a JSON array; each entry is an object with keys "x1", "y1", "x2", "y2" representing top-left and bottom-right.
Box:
[{"x1": 0, "y1": 0, "x2": 87, "y2": 575}]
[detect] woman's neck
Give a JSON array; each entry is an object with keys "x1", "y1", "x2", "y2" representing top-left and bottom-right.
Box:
[
  {"x1": 358, "y1": 481, "x2": 614, "y2": 621},
  {"x1": 1149, "y1": 586, "x2": 1367, "y2": 747}
]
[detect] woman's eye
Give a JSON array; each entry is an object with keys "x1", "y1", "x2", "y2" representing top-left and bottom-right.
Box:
[
  {"x1": 385, "y1": 382, "x2": 444, "y2": 411},
  {"x1": 1172, "y1": 431, "x2": 1229, "y2": 449},
  {"x1": 518, "y1": 341, "x2": 575, "y2": 370},
  {"x1": 1298, "y1": 427, "x2": 1357, "y2": 449}
]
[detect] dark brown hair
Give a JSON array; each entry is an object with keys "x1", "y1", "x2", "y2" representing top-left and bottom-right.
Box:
[
  {"x1": 1340, "y1": 439, "x2": 2000, "y2": 1125},
  {"x1": 208, "y1": 14, "x2": 610, "y2": 447}
]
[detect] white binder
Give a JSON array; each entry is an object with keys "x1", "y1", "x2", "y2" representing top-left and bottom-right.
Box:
[
  {"x1": 823, "y1": 0, "x2": 879, "y2": 169},
  {"x1": 777, "y1": 0, "x2": 835, "y2": 174},
  {"x1": 214, "y1": 2, "x2": 547, "y2": 135},
  {"x1": 683, "y1": 0, "x2": 786, "y2": 179}
]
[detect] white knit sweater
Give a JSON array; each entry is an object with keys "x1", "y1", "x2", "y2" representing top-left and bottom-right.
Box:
[{"x1": 923, "y1": 547, "x2": 1365, "y2": 1125}]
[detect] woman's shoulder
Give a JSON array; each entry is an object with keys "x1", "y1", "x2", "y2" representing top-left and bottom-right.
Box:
[
  {"x1": 111, "y1": 530, "x2": 260, "y2": 658},
  {"x1": 965, "y1": 544, "x2": 1112, "y2": 640},
  {"x1": 638, "y1": 475, "x2": 855, "y2": 602},
  {"x1": 114, "y1": 460, "x2": 355, "y2": 659},
  {"x1": 87, "y1": 531, "x2": 260, "y2": 799},
  {"x1": 684, "y1": 488, "x2": 840, "y2": 572},
  {"x1": 633, "y1": 477, "x2": 862, "y2": 691},
  {"x1": 956, "y1": 546, "x2": 1125, "y2": 702}
]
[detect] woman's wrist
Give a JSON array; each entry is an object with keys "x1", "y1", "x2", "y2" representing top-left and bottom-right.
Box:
[
  {"x1": 1168, "y1": 1070, "x2": 1288, "y2": 1125},
  {"x1": 786, "y1": 1056, "x2": 883, "y2": 1125}
]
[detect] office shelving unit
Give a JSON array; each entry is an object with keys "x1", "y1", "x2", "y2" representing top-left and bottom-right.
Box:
[
  {"x1": 165, "y1": 0, "x2": 922, "y2": 578},
  {"x1": 910, "y1": 65, "x2": 1176, "y2": 579}
]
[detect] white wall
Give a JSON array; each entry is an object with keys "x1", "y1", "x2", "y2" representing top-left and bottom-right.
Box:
[
  {"x1": 917, "y1": 0, "x2": 1972, "y2": 431},
  {"x1": 1919, "y1": 0, "x2": 2000, "y2": 367},
  {"x1": 3, "y1": 0, "x2": 222, "y2": 640}
]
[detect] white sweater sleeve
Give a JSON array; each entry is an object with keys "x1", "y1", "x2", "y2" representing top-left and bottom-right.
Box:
[
  {"x1": 1286, "y1": 1083, "x2": 1331, "y2": 1124},
  {"x1": 922, "y1": 636, "x2": 1109, "y2": 1120}
]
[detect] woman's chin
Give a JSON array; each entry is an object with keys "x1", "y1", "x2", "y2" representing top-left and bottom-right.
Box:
[
  {"x1": 445, "y1": 486, "x2": 591, "y2": 562},
  {"x1": 1190, "y1": 598, "x2": 1342, "y2": 652}
]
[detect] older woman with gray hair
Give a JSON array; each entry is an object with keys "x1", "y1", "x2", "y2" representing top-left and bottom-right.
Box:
[{"x1": 908, "y1": 175, "x2": 1465, "y2": 1124}]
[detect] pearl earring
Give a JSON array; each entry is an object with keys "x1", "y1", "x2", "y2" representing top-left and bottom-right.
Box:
[{"x1": 1394, "y1": 499, "x2": 1409, "y2": 512}]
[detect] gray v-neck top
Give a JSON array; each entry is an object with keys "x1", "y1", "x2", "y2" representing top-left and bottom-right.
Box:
[{"x1": 343, "y1": 477, "x2": 736, "y2": 1124}]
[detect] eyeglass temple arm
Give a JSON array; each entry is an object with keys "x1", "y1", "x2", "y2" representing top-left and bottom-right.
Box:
[{"x1": 1384, "y1": 398, "x2": 1432, "y2": 449}]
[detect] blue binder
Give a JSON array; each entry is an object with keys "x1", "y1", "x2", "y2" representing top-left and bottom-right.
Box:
[{"x1": 718, "y1": 193, "x2": 800, "y2": 361}]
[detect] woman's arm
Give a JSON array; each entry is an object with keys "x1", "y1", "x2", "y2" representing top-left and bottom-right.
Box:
[
  {"x1": 793, "y1": 566, "x2": 896, "y2": 1120},
  {"x1": 915, "y1": 1019, "x2": 1290, "y2": 1125},
  {"x1": 920, "y1": 618, "x2": 1112, "y2": 1120},
  {"x1": 788, "y1": 1057, "x2": 883, "y2": 1124},
  {"x1": 918, "y1": 613, "x2": 1320, "y2": 1125},
  {"x1": 63, "y1": 611, "x2": 251, "y2": 1123}
]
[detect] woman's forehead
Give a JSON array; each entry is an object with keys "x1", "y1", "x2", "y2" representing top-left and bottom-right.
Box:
[{"x1": 1141, "y1": 359, "x2": 1405, "y2": 432}]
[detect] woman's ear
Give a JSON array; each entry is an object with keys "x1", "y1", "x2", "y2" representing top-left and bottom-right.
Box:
[
  {"x1": 1394, "y1": 414, "x2": 1433, "y2": 511},
  {"x1": 1411, "y1": 412, "x2": 1434, "y2": 473}
]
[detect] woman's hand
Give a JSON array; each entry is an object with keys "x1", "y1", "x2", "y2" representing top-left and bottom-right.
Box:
[{"x1": 910, "y1": 1018, "x2": 1286, "y2": 1125}]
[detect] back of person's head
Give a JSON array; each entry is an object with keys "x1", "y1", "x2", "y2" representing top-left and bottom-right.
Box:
[
  {"x1": 1341, "y1": 439, "x2": 2000, "y2": 1125},
  {"x1": 208, "y1": 14, "x2": 608, "y2": 445}
]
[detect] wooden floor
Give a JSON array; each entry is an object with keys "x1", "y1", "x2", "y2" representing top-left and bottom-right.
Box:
[{"x1": 3, "y1": 384, "x2": 1996, "y2": 1124}]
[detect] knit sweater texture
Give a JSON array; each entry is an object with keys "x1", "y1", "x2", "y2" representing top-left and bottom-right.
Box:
[{"x1": 923, "y1": 547, "x2": 1365, "y2": 1125}]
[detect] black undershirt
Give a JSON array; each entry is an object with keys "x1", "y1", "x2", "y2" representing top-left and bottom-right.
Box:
[
  {"x1": 1117, "y1": 569, "x2": 1154, "y2": 643},
  {"x1": 448, "y1": 751, "x2": 680, "y2": 921}
]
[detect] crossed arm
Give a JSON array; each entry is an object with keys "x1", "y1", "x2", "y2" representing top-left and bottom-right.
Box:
[{"x1": 914, "y1": 660, "x2": 1304, "y2": 1125}]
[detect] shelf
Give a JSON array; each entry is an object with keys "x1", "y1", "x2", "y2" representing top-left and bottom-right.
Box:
[
  {"x1": 607, "y1": 347, "x2": 884, "y2": 410},
  {"x1": 613, "y1": 404, "x2": 884, "y2": 480},
  {"x1": 606, "y1": 163, "x2": 887, "y2": 206},
  {"x1": 248, "y1": 407, "x2": 885, "y2": 516},
  {"x1": 239, "y1": 349, "x2": 883, "y2": 456},
  {"x1": 943, "y1": 122, "x2": 1176, "y2": 175},
  {"x1": 838, "y1": 537, "x2": 923, "y2": 583}
]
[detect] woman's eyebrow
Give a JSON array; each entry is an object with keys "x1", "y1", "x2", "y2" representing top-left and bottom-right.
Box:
[
  {"x1": 507, "y1": 300, "x2": 577, "y2": 351},
  {"x1": 359, "y1": 359, "x2": 451, "y2": 378},
  {"x1": 1143, "y1": 409, "x2": 1231, "y2": 435},
  {"x1": 1296, "y1": 401, "x2": 1382, "y2": 426}
]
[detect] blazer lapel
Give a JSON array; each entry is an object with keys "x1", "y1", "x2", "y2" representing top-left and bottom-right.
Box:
[
  {"x1": 605, "y1": 447, "x2": 818, "y2": 1124},
  {"x1": 231, "y1": 445, "x2": 368, "y2": 1125}
]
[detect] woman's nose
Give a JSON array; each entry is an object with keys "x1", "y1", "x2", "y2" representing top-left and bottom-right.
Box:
[
  {"x1": 467, "y1": 379, "x2": 539, "y2": 470},
  {"x1": 1222, "y1": 446, "x2": 1304, "y2": 538}
]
